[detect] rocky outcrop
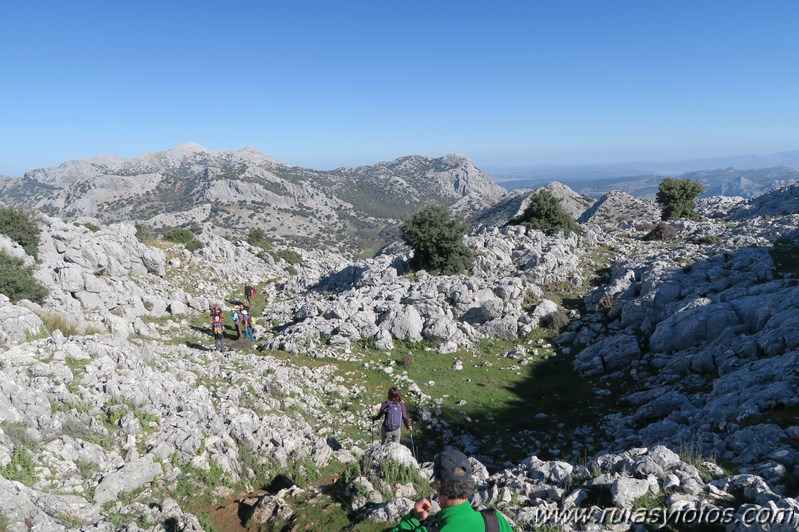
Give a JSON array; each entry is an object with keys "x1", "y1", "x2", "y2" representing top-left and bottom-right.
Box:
[
  {"x1": 464, "y1": 181, "x2": 594, "y2": 227},
  {"x1": 733, "y1": 181, "x2": 799, "y2": 219},
  {"x1": 263, "y1": 225, "x2": 592, "y2": 352},
  {"x1": 572, "y1": 198, "x2": 799, "y2": 484},
  {"x1": 0, "y1": 295, "x2": 44, "y2": 344},
  {"x1": 0, "y1": 330, "x2": 358, "y2": 529},
  {"x1": 578, "y1": 190, "x2": 660, "y2": 226}
]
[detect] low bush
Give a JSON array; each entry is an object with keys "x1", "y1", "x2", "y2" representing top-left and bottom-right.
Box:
[
  {"x1": 163, "y1": 227, "x2": 203, "y2": 252},
  {"x1": 0, "y1": 251, "x2": 48, "y2": 304},
  {"x1": 80, "y1": 222, "x2": 100, "y2": 232},
  {"x1": 0, "y1": 206, "x2": 41, "y2": 258},
  {"x1": 507, "y1": 189, "x2": 580, "y2": 236},
  {"x1": 271, "y1": 249, "x2": 303, "y2": 265},
  {"x1": 691, "y1": 235, "x2": 720, "y2": 245},
  {"x1": 541, "y1": 311, "x2": 570, "y2": 330},
  {"x1": 247, "y1": 228, "x2": 272, "y2": 251},
  {"x1": 134, "y1": 223, "x2": 155, "y2": 242}
]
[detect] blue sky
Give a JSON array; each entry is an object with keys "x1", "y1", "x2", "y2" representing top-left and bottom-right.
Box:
[{"x1": 1, "y1": 1, "x2": 798, "y2": 175}]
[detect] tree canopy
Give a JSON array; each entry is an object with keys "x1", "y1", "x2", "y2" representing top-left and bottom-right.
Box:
[
  {"x1": 400, "y1": 204, "x2": 473, "y2": 275},
  {"x1": 656, "y1": 177, "x2": 704, "y2": 221}
]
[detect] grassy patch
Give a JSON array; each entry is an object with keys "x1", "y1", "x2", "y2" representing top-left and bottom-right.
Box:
[
  {"x1": 79, "y1": 222, "x2": 100, "y2": 232},
  {"x1": 265, "y1": 490, "x2": 386, "y2": 532},
  {"x1": 1, "y1": 445, "x2": 36, "y2": 486},
  {"x1": 36, "y1": 311, "x2": 82, "y2": 336}
]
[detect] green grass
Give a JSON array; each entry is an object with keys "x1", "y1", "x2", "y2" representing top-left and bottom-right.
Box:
[
  {"x1": 267, "y1": 491, "x2": 387, "y2": 532},
  {"x1": 65, "y1": 357, "x2": 91, "y2": 373},
  {"x1": 1, "y1": 445, "x2": 36, "y2": 486}
]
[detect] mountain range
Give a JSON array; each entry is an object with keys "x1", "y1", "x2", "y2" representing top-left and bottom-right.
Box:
[
  {"x1": 3, "y1": 143, "x2": 799, "y2": 254},
  {"x1": 0, "y1": 143, "x2": 504, "y2": 253}
]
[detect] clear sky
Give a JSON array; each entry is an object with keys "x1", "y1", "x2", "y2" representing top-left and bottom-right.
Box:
[{"x1": 1, "y1": 0, "x2": 798, "y2": 175}]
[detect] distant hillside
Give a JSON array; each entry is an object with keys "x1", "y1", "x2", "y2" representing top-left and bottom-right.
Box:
[
  {"x1": 500, "y1": 165, "x2": 799, "y2": 200},
  {"x1": 0, "y1": 143, "x2": 505, "y2": 253}
]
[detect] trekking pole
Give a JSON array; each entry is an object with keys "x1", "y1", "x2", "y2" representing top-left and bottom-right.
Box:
[{"x1": 410, "y1": 431, "x2": 417, "y2": 462}]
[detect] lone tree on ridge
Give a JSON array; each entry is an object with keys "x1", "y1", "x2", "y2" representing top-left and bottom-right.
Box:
[{"x1": 656, "y1": 177, "x2": 704, "y2": 221}]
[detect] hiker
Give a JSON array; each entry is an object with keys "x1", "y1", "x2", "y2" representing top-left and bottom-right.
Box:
[
  {"x1": 240, "y1": 308, "x2": 254, "y2": 342},
  {"x1": 244, "y1": 284, "x2": 256, "y2": 309},
  {"x1": 244, "y1": 310, "x2": 255, "y2": 343},
  {"x1": 211, "y1": 310, "x2": 226, "y2": 353},
  {"x1": 391, "y1": 449, "x2": 513, "y2": 531},
  {"x1": 210, "y1": 304, "x2": 224, "y2": 331},
  {"x1": 231, "y1": 305, "x2": 242, "y2": 340},
  {"x1": 372, "y1": 387, "x2": 412, "y2": 445}
]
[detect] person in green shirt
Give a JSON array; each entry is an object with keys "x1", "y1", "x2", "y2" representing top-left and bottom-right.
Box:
[{"x1": 391, "y1": 449, "x2": 514, "y2": 531}]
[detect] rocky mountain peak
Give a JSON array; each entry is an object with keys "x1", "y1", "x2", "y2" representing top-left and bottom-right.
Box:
[{"x1": 578, "y1": 189, "x2": 660, "y2": 226}]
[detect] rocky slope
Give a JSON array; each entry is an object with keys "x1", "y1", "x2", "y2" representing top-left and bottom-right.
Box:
[
  {"x1": 0, "y1": 181, "x2": 798, "y2": 531},
  {"x1": 0, "y1": 144, "x2": 505, "y2": 253}
]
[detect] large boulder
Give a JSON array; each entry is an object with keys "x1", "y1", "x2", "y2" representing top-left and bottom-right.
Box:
[
  {"x1": 379, "y1": 306, "x2": 424, "y2": 342},
  {"x1": 0, "y1": 295, "x2": 44, "y2": 343},
  {"x1": 94, "y1": 454, "x2": 163, "y2": 505}
]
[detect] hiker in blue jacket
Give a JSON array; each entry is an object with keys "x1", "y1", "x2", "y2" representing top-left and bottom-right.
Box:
[{"x1": 372, "y1": 386, "x2": 412, "y2": 444}]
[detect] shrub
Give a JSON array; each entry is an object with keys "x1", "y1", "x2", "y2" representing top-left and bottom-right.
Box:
[
  {"x1": 134, "y1": 223, "x2": 155, "y2": 242},
  {"x1": 271, "y1": 249, "x2": 303, "y2": 265},
  {"x1": 163, "y1": 227, "x2": 203, "y2": 252},
  {"x1": 691, "y1": 235, "x2": 721, "y2": 245},
  {"x1": 0, "y1": 251, "x2": 48, "y2": 304},
  {"x1": 508, "y1": 189, "x2": 580, "y2": 235},
  {"x1": 247, "y1": 228, "x2": 272, "y2": 250},
  {"x1": 80, "y1": 222, "x2": 100, "y2": 232},
  {"x1": 541, "y1": 311, "x2": 570, "y2": 330},
  {"x1": 0, "y1": 206, "x2": 41, "y2": 258},
  {"x1": 656, "y1": 177, "x2": 704, "y2": 221},
  {"x1": 400, "y1": 204, "x2": 473, "y2": 275}
]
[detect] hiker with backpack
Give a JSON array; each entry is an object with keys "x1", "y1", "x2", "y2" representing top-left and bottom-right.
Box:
[
  {"x1": 231, "y1": 305, "x2": 242, "y2": 340},
  {"x1": 390, "y1": 449, "x2": 513, "y2": 531},
  {"x1": 244, "y1": 284, "x2": 256, "y2": 309},
  {"x1": 244, "y1": 310, "x2": 255, "y2": 343},
  {"x1": 372, "y1": 387, "x2": 412, "y2": 445},
  {"x1": 210, "y1": 305, "x2": 226, "y2": 353},
  {"x1": 240, "y1": 308, "x2": 254, "y2": 343}
]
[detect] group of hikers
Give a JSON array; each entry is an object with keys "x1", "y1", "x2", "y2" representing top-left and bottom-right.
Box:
[
  {"x1": 209, "y1": 284, "x2": 257, "y2": 352},
  {"x1": 374, "y1": 387, "x2": 513, "y2": 531}
]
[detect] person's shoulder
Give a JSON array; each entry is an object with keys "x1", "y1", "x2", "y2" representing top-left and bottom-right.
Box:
[{"x1": 494, "y1": 508, "x2": 514, "y2": 530}]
